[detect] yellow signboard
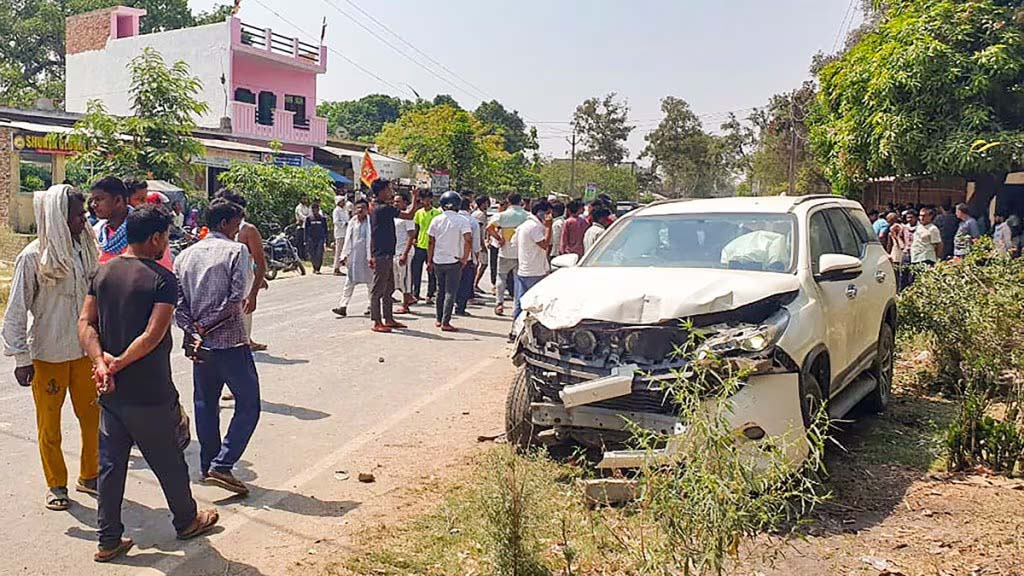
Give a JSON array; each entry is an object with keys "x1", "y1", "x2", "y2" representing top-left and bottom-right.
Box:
[{"x1": 12, "y1": 132, "x2": 84, "y2": 155}]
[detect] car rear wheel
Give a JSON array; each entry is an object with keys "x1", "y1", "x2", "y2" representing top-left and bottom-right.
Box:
[
  {"x1": 861, "y1": 323, "x2": 894, "y2": 413},
  {"x1": 505, "y1": 366, "x2": 545, "y2": 452}
]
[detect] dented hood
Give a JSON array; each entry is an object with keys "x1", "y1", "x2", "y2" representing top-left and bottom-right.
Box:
[{"x1": 520, "y1": 267, "x2": 800, "y2": 329}]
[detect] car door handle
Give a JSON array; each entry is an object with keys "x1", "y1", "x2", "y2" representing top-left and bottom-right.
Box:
[
  {"x1": 874, "y1": 270, "x2": 886, "y2": 283},
  {"x1": 845, "y1": 284, "x2": 858, "y2": 299}
]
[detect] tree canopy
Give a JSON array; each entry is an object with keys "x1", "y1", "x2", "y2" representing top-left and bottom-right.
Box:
[
  {"x1": 809, "y1": 0, "x2": 1024, "y2": 194},
  {"x1": 0, "y1": 0, "x2": 230, "y2": 108},
  {"x1": 218, "y1": 161, "x2": 334, "y2": 234},
  {"x1": 538, "y1": 160, "x2": 637, "y2": 201},
  {"x1": 573, "y1": 93, "x2": 635, "y2": 167},
  {"x1": 318, "y1": 94, "x2": 410, "y2": 142},
  {"x1": 474, "y1": 100, "x2": 537, "y2": 154}
]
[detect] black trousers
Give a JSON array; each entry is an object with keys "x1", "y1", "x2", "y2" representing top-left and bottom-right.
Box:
[
  {"x1": 98, "y1": 401, "x2": 197, "y2": 549},
  {"x1": 411, "y1": 247, "x2": 437, "y2": 299},
  {"x1": 434, "y1": 262, "x2": 462, "y2": 325},
  {"x1": 488, "y1": 246, "x2": 499, "y2": 286},
  {"x1": 456, "y1": 261, "x2": 475, "y2": 312},
  {"x1": 308, "y1": 241, "x2": 325, "y2": 272}
]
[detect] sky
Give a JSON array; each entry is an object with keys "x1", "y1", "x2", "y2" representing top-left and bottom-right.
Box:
[{"x1": 188, "y1": 0, "x2": 862, "y2": 160}]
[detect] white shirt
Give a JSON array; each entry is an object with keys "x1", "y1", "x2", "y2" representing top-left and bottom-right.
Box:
[
  {"x1": 459, "y1": 210, "x2": 482, "y2": 262},
  {"x1": 515, "y1": 215, "x2": 550, "y2": 277},
  {"x1": 295, "y1": 203, "x2": 311, "y2": 226},
  {"x1": 2, "y1": 240, "x2": 90, "y2": 366},
  {"x1": 428, "y1": 210, "x2": 472, "y2": 265},
  {"x1": 394, "y1": 218, "x2": 415, "y2": 256},
  {"x1": 332, "y1": 205, "x2": 349, "y2": 237},
  {"x1": 550, "y1": 216, "x2": 565, "y2": 257},
  {"x1": 910, "y1": 222, "x2": 942, "y2": 263},
  {"x1": 583, "y1": 222, "x2": 606, "y2": 253}
]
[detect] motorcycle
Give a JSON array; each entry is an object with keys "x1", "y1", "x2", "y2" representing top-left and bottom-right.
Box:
[
  {"x1": 169, "y1": 226, "x2": 199, "y2": 259},
  {"x1": 263, "y1": 224, "x2": 306, "y2": 280}
]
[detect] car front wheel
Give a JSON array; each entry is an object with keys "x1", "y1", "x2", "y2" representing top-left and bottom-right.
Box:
[
  {"x1": 861, "y1": 323, "x2": 894, "y2": 413},
  {"x1": 505, "y1": 366, "x2": 546, "y2": 451}
]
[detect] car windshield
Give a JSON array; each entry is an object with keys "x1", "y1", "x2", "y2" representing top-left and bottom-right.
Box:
[{"x1": 584, "y1": 212, "x2": 796, "y2": 273}]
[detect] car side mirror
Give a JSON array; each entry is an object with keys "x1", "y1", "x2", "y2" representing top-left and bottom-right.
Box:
[
  {"x1": 817, "y1": 253, "x2": 862, "y2": 281},
  {"x1": 551, "y1": 253, "x2": 579, "y2": 268}
]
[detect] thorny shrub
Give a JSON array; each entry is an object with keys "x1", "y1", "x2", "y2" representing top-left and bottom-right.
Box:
[
  {"x1": 900, "y1": 237, "x2": 1024, "y2": 474},
  {"x1": 602, "y1": 327, "x2": 832, "y2": 576}
]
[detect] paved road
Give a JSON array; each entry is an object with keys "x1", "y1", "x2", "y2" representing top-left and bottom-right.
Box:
[{"x1": 0, "y1": 271, "x2": 513, "y2": 575}]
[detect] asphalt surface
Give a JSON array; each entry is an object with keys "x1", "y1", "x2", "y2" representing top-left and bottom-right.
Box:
[{"x1": 0, "y1": 271, "x2": 513, "y2": 575}]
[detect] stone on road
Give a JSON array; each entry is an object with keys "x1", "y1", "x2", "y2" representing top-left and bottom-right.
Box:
[{"x1": 0, "y1": 273, "x2": 512, "y2": 575}]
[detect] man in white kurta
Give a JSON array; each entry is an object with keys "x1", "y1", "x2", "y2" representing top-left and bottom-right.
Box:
[{"x1": 332, "y1": 200, "x2": 372, "y2": 317}]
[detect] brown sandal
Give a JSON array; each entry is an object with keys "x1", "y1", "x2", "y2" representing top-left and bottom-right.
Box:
[
  {"x1": 177, "y1": 509, "x2": 220, "y2": 540},
  {"x1": 94, "y1": 538, "x2": 134, "y2": 562}
]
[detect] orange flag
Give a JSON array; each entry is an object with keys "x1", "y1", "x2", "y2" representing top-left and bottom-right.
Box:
[{"x1": 360, "y1": 151, "x2": 379, "y2": 187}]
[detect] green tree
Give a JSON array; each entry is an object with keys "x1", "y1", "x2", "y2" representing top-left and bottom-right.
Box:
[
  {"x1": 809, "y1": 0, "x2": 1024, "y2": 195},
  {"x1": 0, "y1": 0, "x2": 230, "y2": 107},
  {"x1": 641, "y1": 96, "x2": 739, "y2": 198},
  {"x1": 317, "y1": 94, "x2": 410, "y2": 142},
  {"x1": 69, "y1": 47, "x2": 207, "y2": 184},
  {"x1": 572, "y1": 93, "x2": 635, "y2": 167},
  {"x1": 377, "y1": 104, "x2": 509, "y2": 191},
  {"x1": 431, "y1": 93, "x2": 461, "y2": 110},
  {"x1": 218, "y1": 162, "x2": 334, "y2": 234},
  {"x1": 538, "y1": 160, "x2": 637, "y2": 200},
  {"x1": 745, "y1": 84, "x2": 829, "y2": 196},
  {"x1": 474, "y1": 100, "x2": 538, "y2": 154}
]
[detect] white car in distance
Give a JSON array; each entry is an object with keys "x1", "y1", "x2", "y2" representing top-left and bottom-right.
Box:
[{"x1": 508, "y1": 195, "x2": 897, "y2": 468}]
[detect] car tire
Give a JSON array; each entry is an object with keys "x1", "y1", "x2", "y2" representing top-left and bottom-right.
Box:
[
  {"x1": 861, "y1": 323, "x2": 894, "y2": 413},
  {"x1": 799, "y1": 370, "x2": 825, "y2": 430},
  {"x1": 505, "y1": 366, "x2": 544, "y2": 452}
]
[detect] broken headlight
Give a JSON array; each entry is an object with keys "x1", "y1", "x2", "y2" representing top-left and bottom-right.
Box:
[{"x1": 702, "y1": 308, "x2": 790, "y2": 356}]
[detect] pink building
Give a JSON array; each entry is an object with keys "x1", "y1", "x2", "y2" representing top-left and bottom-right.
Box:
[{"x1": 65, "y1": 6, "x2": 328, "y2": 158}]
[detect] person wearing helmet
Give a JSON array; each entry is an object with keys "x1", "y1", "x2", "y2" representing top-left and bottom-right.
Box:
[{"x1": 427, "y1": 191, "x2": 473, "y2": 332}]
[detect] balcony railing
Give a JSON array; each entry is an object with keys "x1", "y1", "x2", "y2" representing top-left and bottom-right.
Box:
[
  {"x1": 239, "y1": 21, "x2": 322, "y2": 66},
  {"x1": 232, "y1": 101, "x2": 327, "y2": 146}
]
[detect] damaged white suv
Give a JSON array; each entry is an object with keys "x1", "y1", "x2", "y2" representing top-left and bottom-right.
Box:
[{"x1": 508, "y1": 195, "x2": 897, "y2": 466}]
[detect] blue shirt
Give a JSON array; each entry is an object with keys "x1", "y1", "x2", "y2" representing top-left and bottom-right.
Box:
[{"x1": 872, "y1": 218, "x2": 890, "y2": 239}]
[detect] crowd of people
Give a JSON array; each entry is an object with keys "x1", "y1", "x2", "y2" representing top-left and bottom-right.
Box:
[
  {"x1": 0, "y1": 173, "x2": 620, "y2": 562},
  {"x1": 866, "y1": 201, "x2": 1020, "y2": 289},
  {"x1": 295, "y1": 180, "x2": 619, "y2": 333},
  {"x1": 1, "y1": 178, "x2": 269, "y2": 561}
]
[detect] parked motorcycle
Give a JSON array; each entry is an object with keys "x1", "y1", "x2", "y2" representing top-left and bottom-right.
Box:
[
  {"x1": 169, "y1": 226, "x2": 199, "y2": 259},
  {"x1": 263, "y1": 224, "x2": 306, "y2": 280}
]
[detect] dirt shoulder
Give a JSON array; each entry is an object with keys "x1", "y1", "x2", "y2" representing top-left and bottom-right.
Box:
[{"x1": 316, "y1": 376, "x2": 1024, "y2": 576}]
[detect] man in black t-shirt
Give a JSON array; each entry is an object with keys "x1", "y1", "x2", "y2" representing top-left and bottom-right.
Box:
[
  {"x1": 78, "y1": 204, "x2": 218, "y2": 563},
  {"x1": 368, "y1": 178, "x2": 415, "y2": 333}
]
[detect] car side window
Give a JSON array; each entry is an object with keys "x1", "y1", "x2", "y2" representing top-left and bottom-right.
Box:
[
  {"x1": 808, "y1": 211, "x2": 835, "y2": 275},
  {"x1": 824, "y1": 209, "x2": 862, "y2": 259}
]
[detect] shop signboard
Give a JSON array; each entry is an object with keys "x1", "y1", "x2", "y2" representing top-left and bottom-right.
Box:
[{"x1": 12, "y1": 131, "x2": 84, "y2": 156}]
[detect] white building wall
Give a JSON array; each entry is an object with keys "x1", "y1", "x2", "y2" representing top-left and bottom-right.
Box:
[{"x1": 66, "y1": 22, "x2": 231, "y2": 128}]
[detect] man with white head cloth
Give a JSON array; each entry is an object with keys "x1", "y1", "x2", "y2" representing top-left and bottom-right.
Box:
[{"x1": 2, "y1": 184, "x2": 100, "y2": 511}]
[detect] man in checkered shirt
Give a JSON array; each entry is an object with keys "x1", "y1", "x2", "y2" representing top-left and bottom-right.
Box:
[{"x1": 174, "y1": 199, "x2": 258, "y2": 496}]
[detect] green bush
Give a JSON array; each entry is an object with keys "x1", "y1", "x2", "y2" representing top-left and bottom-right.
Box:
[
  {"x1": 900, "y1": 238, "x2": 1024, "y2": 474},
  {"x1": 216, "y1": 161, "x2": 334, "y2": 235}
]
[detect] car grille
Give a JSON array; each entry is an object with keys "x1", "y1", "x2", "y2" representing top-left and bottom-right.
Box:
[{"x1": 524, "y1": 349, "x2": 682, "y2": 417}]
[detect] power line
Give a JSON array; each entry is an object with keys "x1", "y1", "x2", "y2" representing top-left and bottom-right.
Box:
[
  {"x1": 247, "y1": 0, "x2": 415, "y2": 98},
  {"x1": 316, "y1": 0, "x2": 489, "y2": 104},
  {"x1": 336, "y1": 0, "x2": 497, "y2": 104},
  {"x1": 832, "y1": 0, "x2": 857, "y2": 54}
]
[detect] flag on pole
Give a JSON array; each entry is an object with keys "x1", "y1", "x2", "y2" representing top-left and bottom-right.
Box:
[
  {"x1": 360, "y1": 151, "x2": 378, "y2": 187},
  {"x1": 320, "y1": 16, "x2": 327, "y2": 43},
  {"x1": 231, "y1": 0, "x2": 241, "y2": 15}
]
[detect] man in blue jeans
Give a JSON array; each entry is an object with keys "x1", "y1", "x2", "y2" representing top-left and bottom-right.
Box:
[
  {"x1": 513, "y1": 199, "x2": 553, "y2": 321},
  {"x1": 174, "y1": 199, "x2": 258, "y2": 496}
]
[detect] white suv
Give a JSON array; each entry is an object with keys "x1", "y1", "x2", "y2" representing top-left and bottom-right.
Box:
[{"x1": 508, "y1": 195, "x2": 897, "y2": 466}]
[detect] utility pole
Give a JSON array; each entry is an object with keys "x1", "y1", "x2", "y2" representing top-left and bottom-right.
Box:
[
  {"x1": 787, "y1": 94, "x2": 798, "y2": 195},
  {"x1": 567, "y1": 127, "x2": 578, "y2": 197}
]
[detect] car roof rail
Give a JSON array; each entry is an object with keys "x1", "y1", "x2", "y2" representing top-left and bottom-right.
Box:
[
  {"x1": 644, "y1": 197, "x2": 694, "y2": 208},
  {"x1": 788, "y1": 194, "x2": 842, "y2": 206}
]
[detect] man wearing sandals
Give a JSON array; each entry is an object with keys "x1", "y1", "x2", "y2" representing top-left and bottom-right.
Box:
[
  {"x1": 2, "y1": 185, "x2": 100, "y2": 511},
  {"x1": 78, "y1": 204, "x2": 218, "y2": 562}
]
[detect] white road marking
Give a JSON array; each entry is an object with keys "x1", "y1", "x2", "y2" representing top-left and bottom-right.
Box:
[{"x1": 132, "y1": 354, "x2": 503, "y2": 576}]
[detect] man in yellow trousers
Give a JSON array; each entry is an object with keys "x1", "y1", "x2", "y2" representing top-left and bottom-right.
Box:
[{"x1": 2, "y1": 184, "x2": 100, "y2": 510}]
